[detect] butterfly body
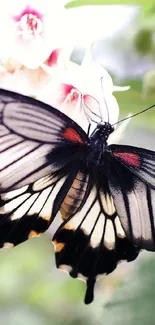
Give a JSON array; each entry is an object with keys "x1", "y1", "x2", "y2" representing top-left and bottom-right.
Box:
[
  {"x1": 0, "y1": 89, "x2": 154, "y2": 304},
  {"x1": 54, "y1": 123, "x2": 114, "y2": 222},
  {"x1": 86, "y1": 122, "x2": 114, "y2": 168}
]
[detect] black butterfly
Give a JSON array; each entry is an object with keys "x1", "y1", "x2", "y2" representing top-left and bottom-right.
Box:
[{"x1": 0, "y1": 88, "x2": 154, "y2": 304}]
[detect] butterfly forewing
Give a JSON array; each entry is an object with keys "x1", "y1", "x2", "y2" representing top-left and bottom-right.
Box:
[
  {"x1": 108, "y1": 145, "x2": 155, "y2": 250},
  {"x1": 0, "y1": 89, "x2": 88, "y2": 192},
  {"x1": 110, "y1": 144, "x2": 155, "y2": 188}
]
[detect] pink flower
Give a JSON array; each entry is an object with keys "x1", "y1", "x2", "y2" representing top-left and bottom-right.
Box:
[
  {"x1": 0, "y1": 0, "x2": 68, "y2": 69},
  {"x1": 45, "y1": 49, "x2": 61, "y2": 67}
]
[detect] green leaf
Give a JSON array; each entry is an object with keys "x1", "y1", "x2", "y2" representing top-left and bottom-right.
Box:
[
  {"x1": 102, "y1": 253, "x2": 155, "y2": 325},
  {"x1": 65, "y1": 0, "x2": 152, "y2": 9}
]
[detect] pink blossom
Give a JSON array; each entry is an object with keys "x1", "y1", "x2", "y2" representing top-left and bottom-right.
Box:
[{"x1": 45, "y1": 49, "x2": 61, "y2": 67}]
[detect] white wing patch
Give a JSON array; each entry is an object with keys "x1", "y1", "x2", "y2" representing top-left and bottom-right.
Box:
[
  {"x1": 57, "y1": 186, "x2": 125, "y2": 251},
  {"x1": 110, "y1": 177, "x2": 155, "y2": 250},
  {"x1": 0, "y1": 139, "x2": 53, "y2": 191},
  {"x1": 104, "y1": 219, "x2": 115, "y2": 250},
  {"x1": 115, "y1": 216, "x2": 125, "y2": 239},
  {"x1": 0, "y1": 174, "x2": 69, "y2": 250},
  {"x1": 0, "y1": 175, "x2": 67, "y2": 222}
]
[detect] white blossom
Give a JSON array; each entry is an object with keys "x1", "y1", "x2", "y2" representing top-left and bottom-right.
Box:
[
  {"x1": 0, "y1": 0, "x2": 68, "y2": 69},
  {"x1": 38, "y1": 54, "x2": 130, "y2": 132}
]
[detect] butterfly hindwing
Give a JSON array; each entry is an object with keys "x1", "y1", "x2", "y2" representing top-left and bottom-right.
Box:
[
  {"x1": 53, "y1": 171, "x2": 140, "y2": 304},
  {"x1": 0, "y1": 172, "x2": 75, "y2": 247}
]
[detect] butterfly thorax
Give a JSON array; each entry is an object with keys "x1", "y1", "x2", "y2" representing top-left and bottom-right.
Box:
[{"x1": 88, "y1": 122, "x2": 114, "y2": 166}]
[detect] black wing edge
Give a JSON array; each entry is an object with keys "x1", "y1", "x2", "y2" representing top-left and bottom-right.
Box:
[{"x1": 108, "y1": 144, "x2": 155, "y2": 189}]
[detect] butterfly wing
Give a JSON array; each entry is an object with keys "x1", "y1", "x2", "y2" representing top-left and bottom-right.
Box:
[
  {"x1": 108, "y1": 144, "x2": 155, "y2": 251},
  {"x1": 53, "y1": 143, "x2": 155, "y2": 303},
  {"x1": 52, "y1": 169, "x2": 140, "y2": 304},
  {"x1": 0, "y1": 88, "x2": 89, "y2": 246},
  {"x1": 0, "y1": 91, "x2": 149, "y2": 304},
  {"x1": 0, "y1": 88, "x2": 88, "y2": 192},
  {"x1": 109, "y1": 144, "x2": 155, "y2": 188}
]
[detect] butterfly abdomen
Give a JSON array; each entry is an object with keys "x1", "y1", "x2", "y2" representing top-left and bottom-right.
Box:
[{"x1": 60, "y1": 172, "x2": 88, "y2": 219}]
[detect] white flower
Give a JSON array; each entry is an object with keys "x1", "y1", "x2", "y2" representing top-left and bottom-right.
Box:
[
  {"x1": 38, "y1": 53, "x2": 130, "y2": 132},
  {"x1": 0, "y1": 57, "x2": 52, "y2": 96},
  {"x1": 0, "y1": 0, "x2": 68, "y2": 69}
]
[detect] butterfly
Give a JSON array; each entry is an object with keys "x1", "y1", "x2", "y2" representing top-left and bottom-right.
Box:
[{"x1": 0, "y1": 88, "x2": 154, "y2": 304}]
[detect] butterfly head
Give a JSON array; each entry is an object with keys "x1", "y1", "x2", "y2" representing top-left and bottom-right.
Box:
[{"x1": 90, "y1": 122, "x2": 114, "y2": 142}]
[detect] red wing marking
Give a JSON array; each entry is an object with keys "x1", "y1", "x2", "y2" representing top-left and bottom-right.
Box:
[
  {"x1": 113, "y1": 152, "x2": 140, "y2": 167},
  {"x1": 62, "y1": 127, "x2": 84, "y2": 144}
]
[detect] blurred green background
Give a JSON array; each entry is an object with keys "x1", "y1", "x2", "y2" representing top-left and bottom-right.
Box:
[{"x1": 1, "y1": 1, "x2": 155, "y2": 325}]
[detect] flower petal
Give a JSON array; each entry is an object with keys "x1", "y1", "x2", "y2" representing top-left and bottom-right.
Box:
[
  {"x1": 0, "y1": 0, "x2": 69, "y2": 68},
  {"x1": 12, "y1": 36, "x2": 51, "y2": 69},
  {"x1": 113, "y1": 85, "x2": 130, "y2": 92}
]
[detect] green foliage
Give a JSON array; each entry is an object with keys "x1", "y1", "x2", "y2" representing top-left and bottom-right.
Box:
[
  {"x1": 114, "y1": 78, "x2": 155, "y2": 129},
  {"x1": 102, "y1": 253, "x2": 155, "y2": 325},
  {"x1": 143, "y1": 70, "x2": 155, "y2": 97},
  {"x1": 0, "y1": 236, "x2": 92, "y2": 325},
  {"x1": 133, "y1": 28, "x2": 154, "y2": 55},
  {"x1": 65, "y1": 0, "x2": 153, "y2": 9}
]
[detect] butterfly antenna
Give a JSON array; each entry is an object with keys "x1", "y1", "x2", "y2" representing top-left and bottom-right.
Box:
[
  {"x1": 81, "y1": 94, "x2": 91, "y2": 124},
  {"x1": 112, "y1": 103, "x2": 155, "y2": 127},
  {"x1": 81, "y1": 95, "x2": 102, "y2": 124},
  {"x1": 100, "y1": 76, "x2": 110, "y2": 123},
  {"x1": 80, "y1": 95, "x2": 93, "y2": 136}
]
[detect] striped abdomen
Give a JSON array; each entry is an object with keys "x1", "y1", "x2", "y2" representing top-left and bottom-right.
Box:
[{"x1": 60, "y1": 172, "x2": 88, "y2": 219}]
